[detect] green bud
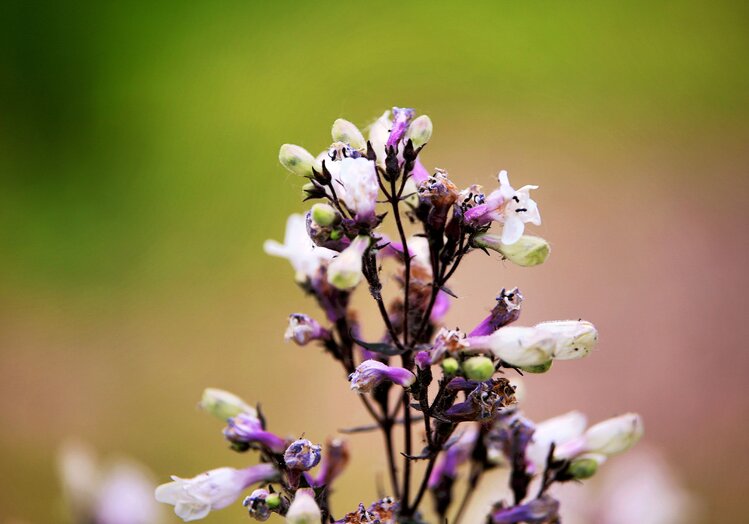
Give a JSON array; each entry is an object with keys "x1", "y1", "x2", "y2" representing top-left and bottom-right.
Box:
[
  {"x1": 266, "y1": 493, "x2": 281, "y2": 509},
  {"x1": 331, "y1": 119, "x2": 366, "y2": 150},
  {"x1": 462, "y1": 356, "x2": 495, "y2": 381},
  {"x1": 519, "y1": 359, "x2": 553, "y2": 374},
  {"x1": 567, "y1": 457, "x2": 599, "y2": 479},
  {"x1": 474, "y1": 234, "x2": 551, "y2": 267},
  {"x1": 329, "y1": 229, "x2": 343, "y2": 240},
  {"x1": 405, "y1": 115, "x2": 433, "y2": 148},
  {"x1": 311, "y1": 203, "x2": 339, "y2": 227},
  {"x1": 279, "y1": 144, "x2": 317, "y2": 177},
  {"x1": 441, "y1": 357, "x2": 460, "y2": 375},
  {"x1": 199, "y1": 388, "x2": 255, "y2": 420}
]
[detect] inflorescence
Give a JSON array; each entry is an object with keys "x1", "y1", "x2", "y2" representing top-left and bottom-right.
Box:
[{"x1": 155, "y1": 107, "x2": 643, "y2": 523}]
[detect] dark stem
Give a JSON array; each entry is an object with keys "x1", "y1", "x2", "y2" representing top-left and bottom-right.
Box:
[{"x1": 389, "y1": 174, "x2": 412, "y2": 348}]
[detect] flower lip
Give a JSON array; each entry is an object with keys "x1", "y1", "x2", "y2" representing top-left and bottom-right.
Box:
[
  {"x1": 284, "y1": 439, "x2": 323, "y2": 471},
  {"x1": 348, "y1": 360, "x2": 416, "y2": 393}
]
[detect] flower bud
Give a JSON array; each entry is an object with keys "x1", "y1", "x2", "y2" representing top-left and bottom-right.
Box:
[
  {"x1": 566, "y1": 456, "x2": 601, "y2": 479},
  {"x1": 279, "y1": 144, "x2": 317, "y2": 177},
  {"x1": 327, "y1": 235, "x2": 369, "y2": 290},
  {"x1": 583, "y1": 413, "x2": 644, "y2": 456},
  {"x1": 474, "y1": 234, "x2": 550, "y2": 267},
  {"x1": 284, "y1": 314, "x2": 329, "y2": 346},
  {"x1": 284, "y1": 439, "x2": 322, "y2": 471},
  {"x1": 224, "y1": 413, "x2": 287, "y2": 453},
  {"x1": 285, "y1": 489, "x2": 321, "y2": 524},
  {"x1": 441, "y1": 357, "x2": 460, "y2": 375},
  {"x1": 310, "y1": 203, "x2": 339, "y2": 227},
  {"x1": 331, "y1": 118, "x2": 366, "y2": 150},
  {"x1": 244, "y1": 489, "x2": 282, "y2": 522},
  {"x1": 349, "y1": 360, "x2": 416, "y2": 393},
  {"x1": 462, "y1": 356, "x2": 495, "y2": 381},
  {"x1": 534, "y1": 320, "x2": 598, "y2": 360},
  {"x1": 465, "y1": 326, "x2": 554, "y2": 369},
  {"x1": 405, "y1": 115, "x2": 433, "y2": 149},
  {"x1": 199, "y1": 388, "x2": 255, "y2": 421}
]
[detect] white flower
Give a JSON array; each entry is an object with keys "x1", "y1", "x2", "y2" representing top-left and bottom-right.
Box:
[
  {"x1": 285, "y1": 489, "x2": 321, "y2": 524},
  {"x1": 582, "y1": 413, "x2": 644, "y2": 456},
  {"x1": 526, "y1": 411, "x2": 588, "y2": 473},
  {"x1": 496, "y1": 170, "x2": 541, "y2": 245},
  {"x1": 534, "y1": 320, "x2": 598, "y2": 360},
  {"x1": 466, "y1": 326, "x2": 555, "y2": 370},
  {"x1": 473, "y1": 233, "x2": 551, "y2": 267},
  {"x1": 368, "y1": 110, "x2": 392, "y2": 164},
  {"x1": 95, "y1": 462, "x2": 162, "y2": 524},
  {"x1": 264, "y1": 214, "x2": 336, "y2": 282},
  {"x1": 155, "y1": 465, "x2": 277, "y2": 522},
  {"x1": 327, "y1": 235, "x2": 369, "y2": 290},
  {"x1": 335, "y1": 157, "x2": 379, "y2": 220}
]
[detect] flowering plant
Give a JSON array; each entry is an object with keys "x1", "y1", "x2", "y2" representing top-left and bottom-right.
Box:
[{"x1": 156, "y1": 107, "x2": 643, "y2": 523}]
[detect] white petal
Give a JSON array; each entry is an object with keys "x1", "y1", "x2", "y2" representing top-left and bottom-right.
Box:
[
  {"x1": 501, "y1": 215, "x2": 525, "y2": 245},
  {"x1": 174, "y1": 501, "x2": 211, "y2": 522},
  {"x1": 263, "y1": 239, "x2": 288, "y2": 258},
  {"x1": 155, "y1": 480, "x2": 186, "y2": 505}
]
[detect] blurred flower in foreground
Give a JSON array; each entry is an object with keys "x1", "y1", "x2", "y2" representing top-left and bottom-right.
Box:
[
  {"x1": 556, "y1": 447, "x2": 701, "y2": 524},
  {"x1": 58, "y1": 440, "x2": 163, "y2": 524}
]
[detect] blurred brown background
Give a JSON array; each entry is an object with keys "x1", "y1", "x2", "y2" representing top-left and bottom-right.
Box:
[{"x1": 1, "y1": 1, "x2": 747, "y2": 522}]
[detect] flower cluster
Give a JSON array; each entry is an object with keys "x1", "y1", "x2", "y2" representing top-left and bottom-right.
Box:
[{"x1": 156, "y1": 107, "x2": 643, "y2": 523}]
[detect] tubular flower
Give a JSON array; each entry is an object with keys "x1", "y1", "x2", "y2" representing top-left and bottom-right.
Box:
[
  {"x1": 334, "y1": 157, "x2": 379, "y2": 222},
  {"x1": 525, "y1": 411, "x2": 588, "y2": 474},
  {"x1": 555, "y1": 413, "x2": 644, "y2": 460},
  {"x1": 284, "y1": 314, "x2": 330, "y2": 346},
  {"x1": 348, "y1": 360, "x2": 416, "y2": 393},
  {"x1": 264, "y1": 214, "x2": 336, "y2": 282},
  {"x1": 491, "y1": 495, "x2": 560, "y2": 524},
  {"x1": 534, "y1": 320, "x2": 598, "y2": 360},
  {"x1": 473, "y1": 234, "x2": 551, "y2": 267},
  {"x1": 428, "y1": 425, "x2": 479, "y2": 489},
  {"x1": 155, "y1": 464, "x2": 278, "y2": 522},
  {"x1": 327, "y1": 235, "x2": 370, "y2": 290},
  {"x1": 223, "y1": 413, "x2": 287, "y2": 453}
]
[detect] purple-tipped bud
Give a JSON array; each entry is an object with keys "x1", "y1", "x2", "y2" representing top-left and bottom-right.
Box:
[
  {"x1": 284, "y1": 314, "x2": 330, "y2": 346},
  {"x1": 415, "y1": 351, "x2": 432, "y2": 370},
  {"x1": 386, "y1": 107, "x2": 416, "y2": 147},
  {"x1": 348, "y1": 360, "x2": 416, "y2": 394},
  {"x1": 223, "y1": 414, "x2": 287, "y2": 453},
  {"x1": 491, "y1": 495, "x2": 560, "y2": 524},
  {"x1": 469, "y1": 288, "x2": 523, "y2": 337},
  {"x1": 284, "y1": 439, "x2": 322, "y2": 471}
]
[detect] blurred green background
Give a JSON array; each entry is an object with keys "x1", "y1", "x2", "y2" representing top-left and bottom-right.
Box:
[{"x1": 1, "y1": 1, "x2": 747, "y2": 522}]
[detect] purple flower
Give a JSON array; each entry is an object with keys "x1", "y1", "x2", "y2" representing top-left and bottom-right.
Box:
[
  {"x1": 428, "y1": 426, "x2": 479, "y2": 489},
  {"x1": 223, "y1": 413, "x2": 286, "y2": 453},
  {"x1": 491, "y1": 495, "x2": 560, "y2": 524},
  {"x1": 348, "y1": 360, "x2": 416, "y2": 393},
  {"x1": 284, "y1": 439, "x2": 322, "y2": 471},
  {"x1": 386, "y1": 107, "x2": 416, "y2": 147},
  {"x1": 430, "y1": 290, "x2": 451, "y2": 324},
  {"x1": 469, "y1": 288, "x2": 523, "y2": 337},
  {"x1": 284, "y1": 314, "x2": 330, "y2": 346}
]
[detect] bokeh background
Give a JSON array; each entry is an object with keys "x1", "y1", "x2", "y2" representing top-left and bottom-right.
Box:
[{"x1": 1, "y1": 1, "x2": 747, "y2": 522}]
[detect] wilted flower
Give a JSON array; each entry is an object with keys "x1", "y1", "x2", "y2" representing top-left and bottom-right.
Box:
[
  {"x1": 285, "y1": 313, "x2": 330, "y2": 346},
  {"x1": 348, "y1": 360, "x2": 416, "y2": 393},
  {"x1": 265, "y1": 214, "x2": 336, "y2": 282},
  {"x1": 284, "y1": 439, "x2": 322, "y2": 471},
  {"x1": 314, "y1": 438, "x2": 350, "y2": 486},
  {"x1": 155, "y1": 464, "x2": 278, "y2": 522},
  {"x1": 469, "y1": 288, "x2": 523, "y2": 337},
  {"x1": 327, "y1": 235, "x2": 370, "y2": 290},
  {"x1": 286, "y1": 489, "x2": 321, "y2": 524}
]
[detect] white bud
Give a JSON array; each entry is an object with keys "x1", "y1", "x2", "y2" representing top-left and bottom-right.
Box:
[
  {"x1": 279, "y1": 144, "x2": 318, "y2": 177},
  {"x1": 583, "y1": 413, "x2": 644, "y2": 456},
  {"x1": 474, "y1": 234, "x2": 550, "y2": 267},
  {"x1": 199, "y1": 388, "x2": 256, "y2": 420},
  {"x1": 405, "y1": 114, "x2": 433, "y2": 148},
  {"x1": 331, "y1": 119, "x2": 366, "y2": 150},
  {"x1": 327, "y1": 236, "x2": 369, "y2": 290},
  {"x1": 534, "y1": 320, "x2": 598, "y2": 360},
  {"x1": 285, "y1": 489, "x2": 321, "y2": 524}
]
